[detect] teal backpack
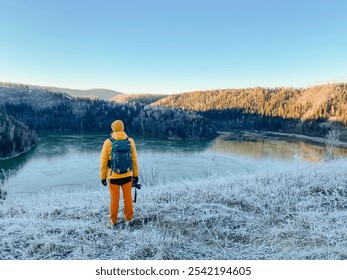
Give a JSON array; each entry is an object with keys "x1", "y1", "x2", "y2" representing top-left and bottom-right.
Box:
[{"x1": 108, "y1": 138, "x2": 133, "y2": 175}]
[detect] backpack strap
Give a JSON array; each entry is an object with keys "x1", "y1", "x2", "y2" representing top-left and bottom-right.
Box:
[{"x1": 108, "y1": 138, "x2": 116, "y2": 168}]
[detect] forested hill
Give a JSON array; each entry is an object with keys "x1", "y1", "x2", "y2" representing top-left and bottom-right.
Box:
[
  {"x1": 153, "y1": 83, "x2": 347, "y2": 138},
  {"x1": 112, "y1": 93, "x2": 167, "y2": 104},
  {"x1": 0, "y1": 109, "x2": 37, "y2": 159},
  {"x1": 0, "y1": 84, "x2": 216, "y2": 141}
]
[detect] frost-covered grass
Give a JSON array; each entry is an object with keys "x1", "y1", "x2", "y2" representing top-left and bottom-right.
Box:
[{"x1": 1, "y1": 160, "x2": 347, "y2": 260}]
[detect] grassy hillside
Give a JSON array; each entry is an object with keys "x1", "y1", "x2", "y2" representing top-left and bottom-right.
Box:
[{"x1": 1, "y1": 159, "x2": 347, "y2": 260}]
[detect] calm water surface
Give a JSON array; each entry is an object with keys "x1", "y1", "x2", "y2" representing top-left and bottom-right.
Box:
[{"x1": 1, "y1": 131, "x2": 346, "y2": 194}]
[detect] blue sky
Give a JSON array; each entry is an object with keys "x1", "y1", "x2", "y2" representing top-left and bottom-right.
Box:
[{"x1": 1, "y1": 0, "x2": 346, "y2": 94}]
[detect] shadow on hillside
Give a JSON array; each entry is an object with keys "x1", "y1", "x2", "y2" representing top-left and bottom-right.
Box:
[{"x1": 199, "y1": 109, "x2": 347, "y2": 140}]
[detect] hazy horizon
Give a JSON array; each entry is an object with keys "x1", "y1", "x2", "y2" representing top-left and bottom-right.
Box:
[{"x1": 2, "y1": 80, "x2": 347, "y2": 96}]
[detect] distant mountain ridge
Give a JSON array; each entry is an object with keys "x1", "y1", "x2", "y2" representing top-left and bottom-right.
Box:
[
  {"x1": 0, "y1": 82, "x2": 123, "y2": 100},
  {"x1": 44, "y1": 87, "x2": 123, "y2": 100},
  {"x1": 112, "y1": 93, "x2": 167, "y2": 104}
]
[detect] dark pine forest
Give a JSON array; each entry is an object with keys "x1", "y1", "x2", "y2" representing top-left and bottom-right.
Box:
[{"x1": 1, "y1": 82, "x2": 347, "y2": 159}]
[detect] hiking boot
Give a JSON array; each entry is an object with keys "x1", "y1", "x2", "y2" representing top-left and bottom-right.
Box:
[{"x1": 106, "y1": 219, "x2": 117, "y2": 229}]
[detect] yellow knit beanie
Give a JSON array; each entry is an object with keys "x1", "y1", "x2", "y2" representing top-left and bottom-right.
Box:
[{"x1": 111, "y1": 120, "x2": 124, "y2": 132}]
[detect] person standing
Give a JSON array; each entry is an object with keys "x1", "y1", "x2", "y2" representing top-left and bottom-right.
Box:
[{"x1": 100, "y1": 120, "x2": 139, "y2": 228}]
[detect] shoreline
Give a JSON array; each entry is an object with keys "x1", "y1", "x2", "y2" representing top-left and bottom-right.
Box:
[
  {"x1": 0, "y1": 145, "x2": 36, "y2": 161},
  {"x1": 217, "y1": 129, "x2": 347, "y2": 149}
]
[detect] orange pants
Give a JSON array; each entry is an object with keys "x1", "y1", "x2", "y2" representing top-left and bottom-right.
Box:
[{"x1": 109, "y1": 181, "x2": 133, "y2": 224}]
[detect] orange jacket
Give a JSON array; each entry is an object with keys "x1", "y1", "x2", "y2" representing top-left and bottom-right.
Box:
[{"x1": 100, "y1": 131, "x2": 138, "y2": 180}]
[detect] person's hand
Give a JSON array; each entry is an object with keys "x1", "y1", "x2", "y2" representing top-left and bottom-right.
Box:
[
  {"x1": 101, "y1": 179, "x2": 107, "y2": 186},
  {"x1": 133, "y1": 177, "x2": 138, "y2": 184}
]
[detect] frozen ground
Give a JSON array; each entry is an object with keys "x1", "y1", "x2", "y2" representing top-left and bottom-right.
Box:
[{"x1": 1, "y1": 160, "x2": 347, "y2": 260}]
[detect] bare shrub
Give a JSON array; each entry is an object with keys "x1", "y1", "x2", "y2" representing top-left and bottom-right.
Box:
[
  {"x1": 140, "y1": 166, "x2": 161, "y2": 187},
  {"x1": 323, "y1": 129, "x2": 341, "y2": 161}
]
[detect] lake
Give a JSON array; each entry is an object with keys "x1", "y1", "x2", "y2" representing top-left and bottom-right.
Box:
[{"x1": 1, "y1": 130, "x2": 347, "y2": 194}]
